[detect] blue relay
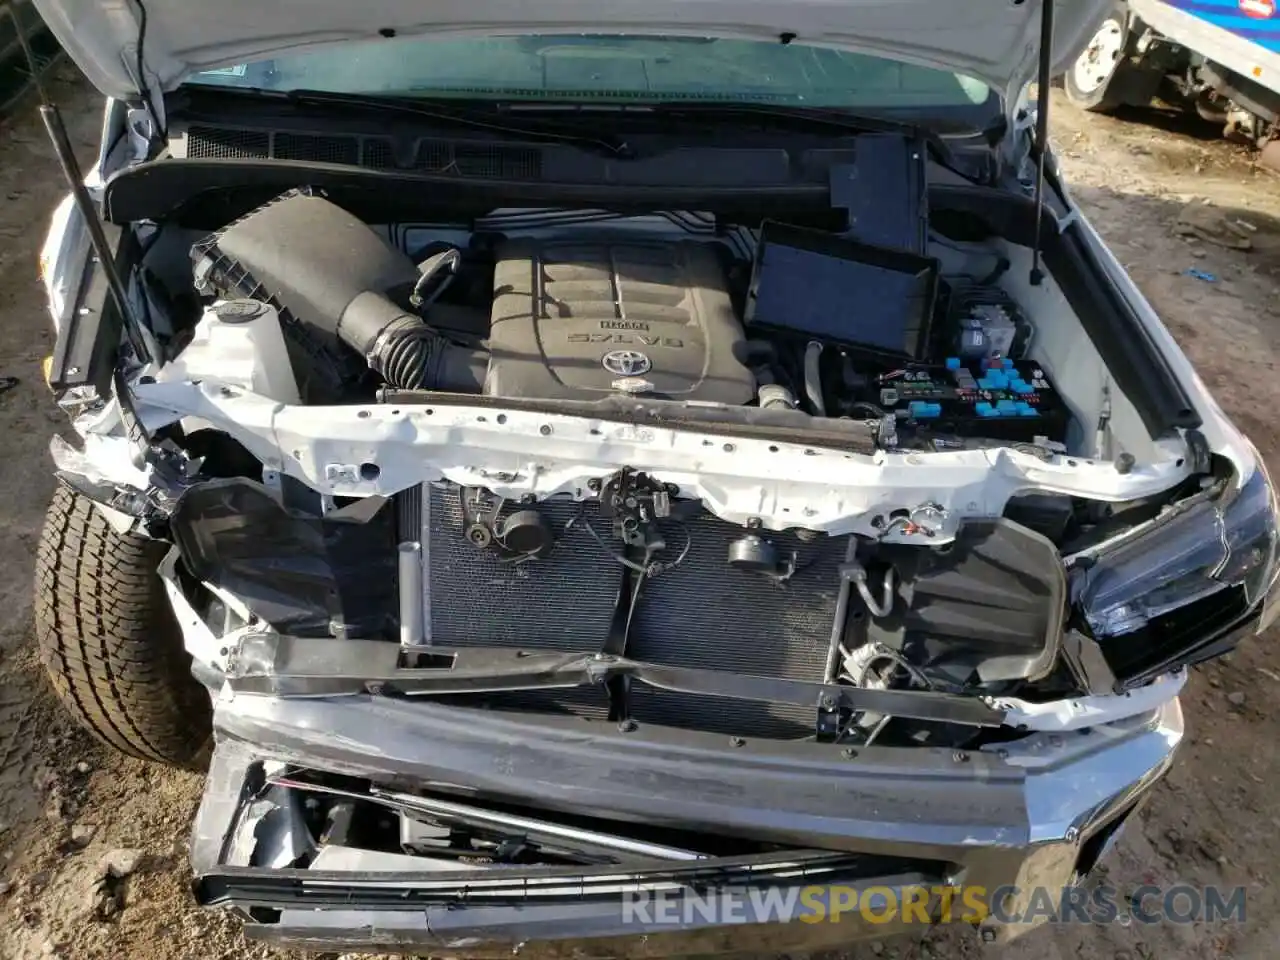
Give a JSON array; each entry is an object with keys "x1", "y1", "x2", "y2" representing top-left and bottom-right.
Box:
[{"x1": 876, "y1": 357, "x2": 1068, "y2": 444}]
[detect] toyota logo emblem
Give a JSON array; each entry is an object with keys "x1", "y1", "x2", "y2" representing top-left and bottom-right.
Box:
[{"x1": 601, "y1": 350, "x2": 652, "y2": 376}]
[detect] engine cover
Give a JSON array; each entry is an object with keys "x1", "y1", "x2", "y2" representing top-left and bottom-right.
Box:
[{"x1": 486, "y1": 238, "x2": 755, "y2": 403}]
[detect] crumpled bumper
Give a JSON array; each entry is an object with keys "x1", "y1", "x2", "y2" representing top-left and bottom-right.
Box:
[{"x1": 191, "y1": 690, "x2": 1184, "y2": 955}]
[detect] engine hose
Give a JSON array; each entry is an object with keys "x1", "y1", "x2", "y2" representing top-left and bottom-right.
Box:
[
  {"x1": 369, "y1": 321, "x2": 439, "y2": 390},
  {"x1": 338, "y1": 290, "x2": 487, "y2": 391},
  {"x1": 804, "y1": 340, "x2": 826, "y2": 416},
  {"x1": 854, "y1": 566, "x2": 896, "y2": 618},
  {"x1": 841, "y1": 559, "x2": 896, "y2": 618},
  {"x1": 410, "y1": 248, "x2": 461, "y2": 309}
]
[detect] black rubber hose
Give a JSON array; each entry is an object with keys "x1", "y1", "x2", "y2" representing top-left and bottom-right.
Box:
[
  {"x1": 337, "y1": 291, "x2": 488, "y2": 391},
  {"x1": 372, "y1": 322, "x2": 438, "y2": 389}
]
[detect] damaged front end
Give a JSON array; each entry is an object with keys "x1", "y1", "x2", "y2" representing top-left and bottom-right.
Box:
[
  {"x1": 187, "y1": 695, "x2": 1183, "y2": 954},
  {"x1": 60, "y1": 403, "x2": 1271, "y2": 950},
  {"x1": 162, "y1": 477, "x2": 1189, "y2": 950},
  {"x1": 39, "y1": 141, "x2": 1280, "y2": 952}
]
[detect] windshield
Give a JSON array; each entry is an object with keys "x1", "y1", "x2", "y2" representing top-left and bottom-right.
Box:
[{"x1": 186, "y1": 34, "x2": 993, "y2": 115}]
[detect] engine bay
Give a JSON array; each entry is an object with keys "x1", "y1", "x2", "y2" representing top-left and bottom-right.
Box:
[
  {"x1": 180, "y1": 191, "x2": 1073, "y2": 452},
  {"x1": 115, "y1": 171, "x2": 1213, "y2": 748},
  {"x1": 156, "y1": 191, "x2": 1100, "y2": 744}
]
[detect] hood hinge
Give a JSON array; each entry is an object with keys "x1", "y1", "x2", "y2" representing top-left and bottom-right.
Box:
[{"x1": 126, "y1": 0, "x2": 167, "y2": 143}]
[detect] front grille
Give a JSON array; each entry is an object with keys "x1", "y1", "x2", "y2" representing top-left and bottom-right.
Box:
[{"x1": 419, "y1": 484, "x2": 845, "y2": 738}]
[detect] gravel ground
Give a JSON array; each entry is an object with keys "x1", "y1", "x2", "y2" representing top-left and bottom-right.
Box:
[{"x1": 0, "y1": 70, "x2": 1278, "y2": 960}]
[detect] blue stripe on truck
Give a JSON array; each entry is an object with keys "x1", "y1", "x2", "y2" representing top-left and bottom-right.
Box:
[
  {"x1": 1176, "y1": 0, "x2": 1259, "y2": 8},
  {"x1": 1165, "y1": 0, "x2": 1280, "y2": 52}
]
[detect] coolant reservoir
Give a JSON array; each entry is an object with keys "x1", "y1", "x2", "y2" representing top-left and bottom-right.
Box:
[{"x1": 166, "y1": 299, "x2": 300, "y2": 403}]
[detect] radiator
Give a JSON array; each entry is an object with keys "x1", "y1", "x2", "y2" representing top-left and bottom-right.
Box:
[{"x1": 409, "y1": 483, "x2": 846, "y2": 739}]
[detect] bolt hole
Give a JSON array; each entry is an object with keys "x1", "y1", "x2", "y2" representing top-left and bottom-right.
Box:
[
  {"x1": 769, "y1": 445, "x2": 779, "y2": 453},
  {"x1": 391, "y1": 409, "x2": 400, "y2": 416},
  {"x1": 1176, "y1": 458, "x2": 1185, "y2": 467},
  {"x1": 497, "y1": 414, "x2": 507, "y2": 425},
  {"x1": 424, "y1": 408, "x2": 434, "y2": 416},
  {"x1": 889, "y1": 508, "x2": 910, "y2": 521},
  {"x1": 359, "y1": 462, "x2": 381, "y2": 481},
  {"x1": 1067, "y1": 459, "x2": 1079, "y2": 467},
  {"x1": 723, "y1": 443, "x2": 736, "y2": 453},
  {"x1": 357, "y1": 409, "x2": 371, "y2": 419}
]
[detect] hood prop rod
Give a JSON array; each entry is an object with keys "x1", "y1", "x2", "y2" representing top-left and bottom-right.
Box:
[
  {"x1": 1029, "y1": 0, "x2": 1056, "y2": 287},
  {"x1": 13, "y1": 9, "x2": 159, "y2": 468}
]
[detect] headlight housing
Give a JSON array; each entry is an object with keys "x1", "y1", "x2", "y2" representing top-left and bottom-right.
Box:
[{"x1": 1074, "y1": 454, "x2": 1279, "y2": 686}]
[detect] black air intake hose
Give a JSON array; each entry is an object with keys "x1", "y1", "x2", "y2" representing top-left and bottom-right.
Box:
[
  {"x1": 339, "y1": 292, "x2": 486, "y2": 391},
  {"x1": 376, "y1": 323, "x2": 441, "y2": 390}
]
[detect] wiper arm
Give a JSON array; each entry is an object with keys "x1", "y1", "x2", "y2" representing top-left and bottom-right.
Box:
[{"x1": 193, "y1": 86, "x2": 634, "y2": 157}]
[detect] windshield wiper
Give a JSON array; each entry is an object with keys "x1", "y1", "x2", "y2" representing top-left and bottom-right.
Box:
[{"x1": 190, "y1": 86, "x2": 635, "y2": 157}]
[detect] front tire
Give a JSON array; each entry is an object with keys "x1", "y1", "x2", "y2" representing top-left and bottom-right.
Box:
[
  {"x1": 1064, "y1": 7, "x2": 1133, "y2": 112},
  {"x1": 33, "y1": 486, "x2": 211, "y2": 768}
]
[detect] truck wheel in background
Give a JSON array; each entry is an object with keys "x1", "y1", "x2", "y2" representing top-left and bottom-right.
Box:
[
  {"x1": 1065, "y1": 6, "x2": 1135, "y2": 112},
  {"x1": 33, "y1": 486, "x2": 212, "y2": 768}
]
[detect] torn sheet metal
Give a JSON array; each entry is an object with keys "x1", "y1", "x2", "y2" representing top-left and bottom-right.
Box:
[
  {"x1": 229, "y1": 786, "x2": 317, "y2": 869},
  {"x1": 49, "y1": 433, "x2": 169, "y2": 531}
]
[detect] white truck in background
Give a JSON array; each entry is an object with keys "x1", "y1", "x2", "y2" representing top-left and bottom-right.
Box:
[{"x1": 1065, "y1": 0, "x2": 1280, "y2": 161}]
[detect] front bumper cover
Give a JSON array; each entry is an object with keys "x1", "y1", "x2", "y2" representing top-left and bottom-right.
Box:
[{"x1": 192, "y1": 689, "x2": 1184, "y2": 955}]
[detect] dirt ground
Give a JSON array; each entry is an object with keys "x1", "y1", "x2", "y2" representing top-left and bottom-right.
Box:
[{"x1": 0, "y1": 70, "x2": 1279, "y2": 960}]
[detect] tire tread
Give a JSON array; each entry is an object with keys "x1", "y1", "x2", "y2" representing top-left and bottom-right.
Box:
[{"x1": 33, "y1": 486, "x2": 210, "y2": 767}]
